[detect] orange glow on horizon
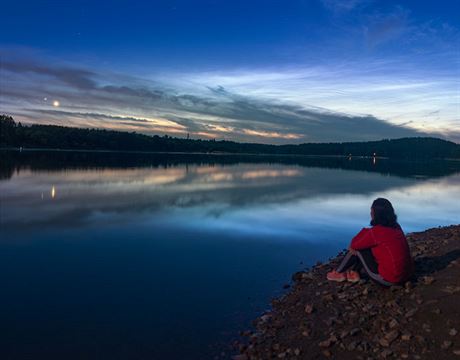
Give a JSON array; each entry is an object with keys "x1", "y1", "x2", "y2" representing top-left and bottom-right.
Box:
[{"x1": 242, "y1": 129, "x2": 302, "y2": 139}]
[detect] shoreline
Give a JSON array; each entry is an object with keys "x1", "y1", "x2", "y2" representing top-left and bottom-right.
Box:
[
  {"x1": 1, "y1": 147, "x2": 387, "y2": 159},
  {"x1": 235, "y1": 225, "x2": 460, "y2": 360}
]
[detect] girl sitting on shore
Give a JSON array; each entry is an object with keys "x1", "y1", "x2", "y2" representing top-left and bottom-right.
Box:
[{"x1": 327, "y1": 198, "x2": 413, "y2": 286}]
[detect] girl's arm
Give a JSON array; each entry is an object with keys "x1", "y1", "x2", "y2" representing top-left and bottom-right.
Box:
[{"x1": 350, "y1": 228, "x2": 377, "y2": 250}]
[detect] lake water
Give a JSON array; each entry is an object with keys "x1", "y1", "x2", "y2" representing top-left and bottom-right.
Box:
[{"x1": 1, "y1": 151, "x2": 460, "y2": 359}]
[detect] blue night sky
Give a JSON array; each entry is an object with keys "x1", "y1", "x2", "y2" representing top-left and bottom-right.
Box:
[{"x1": 1, "y1": 0, "x2": 459, "y2": 143}]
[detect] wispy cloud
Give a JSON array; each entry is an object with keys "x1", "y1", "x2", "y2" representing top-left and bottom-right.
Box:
[
  {"x1": 2, "y1": 60, "x2": 97, "y2": 89},
  {"x1": 184, "y1": 58, "x2": 458, "y2": 135},
  {"x1": 321, "y1": 0, "x2": 371, "y2": 13},
  {"x1": 363, "y1": 7, "x2": 410, "y2": 48},
  {"x1": 1, "y1": 50, "x2": 456, "y2": 144}
]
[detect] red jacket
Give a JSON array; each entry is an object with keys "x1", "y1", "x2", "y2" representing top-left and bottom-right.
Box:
[{"x1": 350, "y1": 225, "x2": 413, "y2": 283}]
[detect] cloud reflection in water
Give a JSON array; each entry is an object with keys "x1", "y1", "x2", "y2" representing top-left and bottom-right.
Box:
[{"x1": 1, "y1": 161, "x2": 459, "y2": 241}]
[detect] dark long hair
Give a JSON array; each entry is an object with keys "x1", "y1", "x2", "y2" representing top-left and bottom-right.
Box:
[{"x1": 370, "y1": 198, "x2": 399, "y2": 228}]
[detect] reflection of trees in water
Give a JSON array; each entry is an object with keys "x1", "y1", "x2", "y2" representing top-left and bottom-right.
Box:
[
  {"x1": 0, "y1": 157, "x2": 15, "y2": 180},
  {"x1": 1, "y1": 150, "x2": 460, "y2": 181}
]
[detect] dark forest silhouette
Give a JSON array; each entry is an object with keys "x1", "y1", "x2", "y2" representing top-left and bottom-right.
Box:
[{"x1": 1, "y1": 115, "x2": 459, "y2": 159}]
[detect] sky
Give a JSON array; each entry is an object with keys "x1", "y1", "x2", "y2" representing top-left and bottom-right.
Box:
[{"x1": 1, "y1": 0, "x2": 459, "y2": 144}]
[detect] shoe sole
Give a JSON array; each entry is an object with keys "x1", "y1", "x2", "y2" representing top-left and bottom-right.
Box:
[
  {"x1": 327, "y1": 276, "x2": 346, "y2": 282},
  {"x1": 347, "y1": 278, "x2": 360, "y2": 283}
]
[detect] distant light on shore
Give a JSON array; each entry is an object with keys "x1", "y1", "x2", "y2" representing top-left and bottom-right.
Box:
[
  {"x1": 51, "y1": 186, "x2": 56, "y2": 199},
  {"x1": 53, "y1": 100, "x2": 60, "y2": 107}
]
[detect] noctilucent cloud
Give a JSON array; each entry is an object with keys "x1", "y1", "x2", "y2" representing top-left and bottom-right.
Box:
[{"x1": 1, "y1": 0, "x2": 459, "y2": 144}]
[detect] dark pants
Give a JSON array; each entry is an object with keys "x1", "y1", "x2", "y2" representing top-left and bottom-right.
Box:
[{"x1": 337, "y1": 249, "x2": 393, "y2": 286}]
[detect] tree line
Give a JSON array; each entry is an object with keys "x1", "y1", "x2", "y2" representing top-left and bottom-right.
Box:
[{"x1": 1, "y1": 114, "x2": 460, "y2": 159}]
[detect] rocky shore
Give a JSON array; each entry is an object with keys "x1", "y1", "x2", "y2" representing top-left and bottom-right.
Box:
[{"x1": 235, "y1": 225, "x2": 460, "y2": 360}]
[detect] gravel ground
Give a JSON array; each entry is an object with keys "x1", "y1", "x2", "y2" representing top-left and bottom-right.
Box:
[{"x1": 234, "y1": 225, "x2": 460, "y2": 360}]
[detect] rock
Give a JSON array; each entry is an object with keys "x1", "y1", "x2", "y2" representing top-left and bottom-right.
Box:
[
  {"x1": 238, "y1": 344, "x2": 247, "y2": 352},
  {"x1": 401, "y1": 333, "x2": 412, "y2": 341},
  {"x1": 415, "y1": 335, "x2": 425, "y2": 344},
  {"x1": 302, "y1": 330, "x2": 310, "y2": 337},
  {"x1": 301, "y1": 272, "x2": 314, "y2": 280},
  {"x1": 388, "y1": 318, "x2": 399, "y2": 329},
  {"x1": 379, "y1": 338, "x2": 390, "y2": 347},
  {"x1": 360, "y1": 341, "x2": 370, "y2": 352},
  {"x1": 347, "y1": 341, "x2": 358, "y2": 351},
  {"x1": 385, "y1": 300, "x2": 395, "y2": 308},
  {"x1": 294, "y1": 348, "x2": 301, "y2": 356},
  {"x1": 381, "y1": 349, "x2": 393, "y2": 358},
  {"x1": 292, "y1": 271, "x2": 313, "y2": 281},
  {"x1": 449, "y1": 328, "x2": 458, "y2": 336},
  {"x1": 304, "y1": 304, "x2": 315, "y2": 314},
  {"x1": 385, "y1": 329, "x2": 399, "y2": 341},
  {"x1": 350, "y1": 328, "x2": 361, "y2": 336},
  {"x1": 443, "y1": 286, "x2": 460, "y2": 294},
  {"x1": 405, "y1": 308, "x2": 418, "y2": 318},
  {"x1": 422, "y1": 276, "x2": 435, "y2": 285},
  {"x1": 442, "y1": 340, "x2": 453, "y2": 349},
  {"x1": 322, "y1": 350, "x2": 332, "y2": 357},
  {"x1": 380, "y1": 330, "x2": 399, "y2": 346},
  {"x1": 453, "y1": 349, "x2": 460, "y2": 356},
  {"x1": 232, "y1": 355, "x2": 248, "y2": 360},
  {"x1": 319, "y1": 335, "x2": 337, "y2": 348},
  {"x1": 259, "y1": 314, "x2": 272, "y2": 323}
]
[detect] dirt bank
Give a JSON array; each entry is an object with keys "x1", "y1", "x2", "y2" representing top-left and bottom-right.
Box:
[{"x1": 235, "y1": 225, "x2": 460, "y2": 360}]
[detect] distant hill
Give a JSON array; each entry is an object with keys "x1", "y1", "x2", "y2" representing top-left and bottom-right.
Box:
[{"x1": 1, "y1": 114, "x2": 460, "y2": 159}]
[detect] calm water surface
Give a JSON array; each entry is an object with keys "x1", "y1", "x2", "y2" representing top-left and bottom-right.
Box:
[{"x1": 1, "y1": 151, "x2": 460, "y2": 359}]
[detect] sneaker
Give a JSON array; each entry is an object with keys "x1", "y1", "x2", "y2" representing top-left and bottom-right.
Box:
[
  {"x1": 346, "y1": 270, "x2": 361, "y2": 283},
  {"x1": 327, "y1": 270, "x2": 346, "y2": 282}
]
